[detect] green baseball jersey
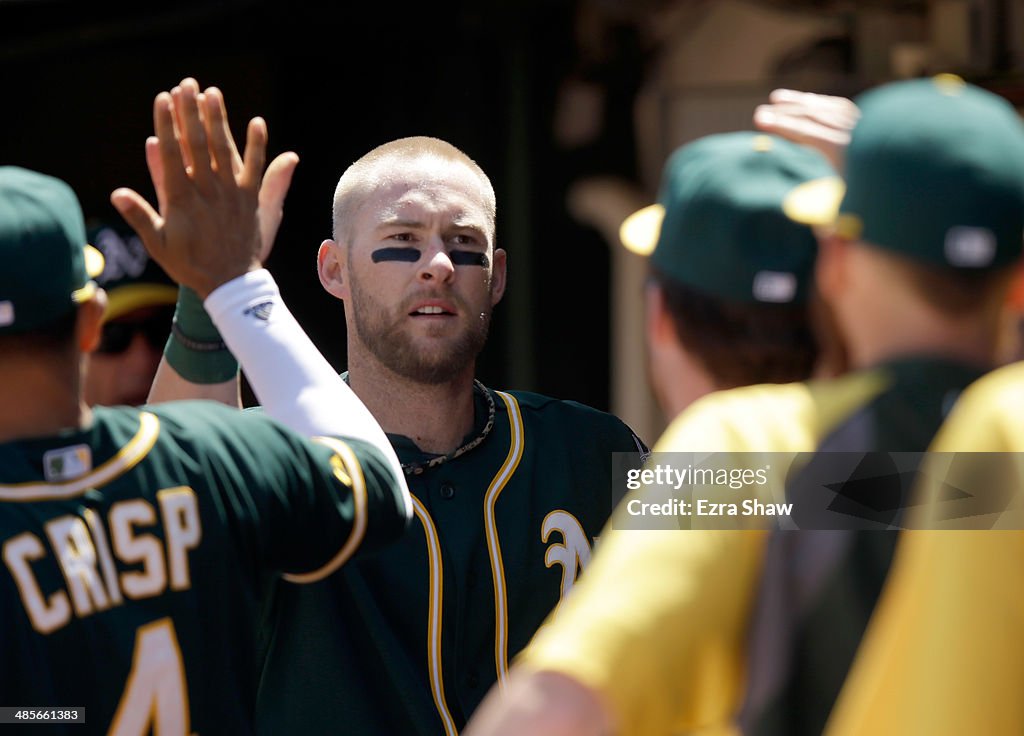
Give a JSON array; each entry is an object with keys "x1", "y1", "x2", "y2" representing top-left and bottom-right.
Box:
[
  {"x1": 0, "y1": 401, "x2": 408, "y2": 735},
  {"x1": 255, "y1": 383, "x2": 648, "y2": 734}
]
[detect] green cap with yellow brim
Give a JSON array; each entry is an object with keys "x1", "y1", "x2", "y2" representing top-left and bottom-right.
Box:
[
  {"x1": 0, "y1": 166, "x2": 104, "y2": 333},
  {"x1": 621, "y1": 131, "x2": 834, "y2": 304},
  {"x1": 784, "y1": 74, "x2": 1024, "y2": 269}
]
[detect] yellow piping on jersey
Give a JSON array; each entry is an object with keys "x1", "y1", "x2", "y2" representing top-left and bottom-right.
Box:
[
  {"x1": 485, "y1": 391, "x2": 526, "y2": 689},
  {"x1": 412, "y1": 497, "x2": 459, "y2": 736},
  {"x1": 0, "y1": 412, "x2": 160, "y2": 502},
  {"x1": 283, "y1": 437, "x2": 368, "y2": 584}
]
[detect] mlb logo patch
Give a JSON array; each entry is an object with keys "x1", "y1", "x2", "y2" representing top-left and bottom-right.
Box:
[{"x1": 43, "y1": 445, "x2": 93, "y2": 483}]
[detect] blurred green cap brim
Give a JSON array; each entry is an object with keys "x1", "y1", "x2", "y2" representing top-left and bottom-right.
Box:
[
  {"x1": 782, "y1": 176, "x2": 846, "y2": 227},
  {"x1": 619, "y1": 204, "x2": 665, "y2": 256},
  {"x1": 84, "y1": 244, "x2": 104, "y2": 278},
  {"x1": 71, "y1": 244, "x2": 106, "y2": 305},
  {"x1": 105, "y1": 283, "x2": 177, "y2": 322}
]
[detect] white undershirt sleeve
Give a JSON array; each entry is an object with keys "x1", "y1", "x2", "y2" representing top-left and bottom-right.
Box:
[{"x1": 204, "y1": 269, "x2": 410, "y2": 519}]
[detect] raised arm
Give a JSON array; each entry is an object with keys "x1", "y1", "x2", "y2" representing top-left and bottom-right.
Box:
[
  {"x1": 112, "y1": 78, "x2": 407, "y2": 492},
  {"x1": 116, "y1": 77, "x2": 297, "y2": 407}
]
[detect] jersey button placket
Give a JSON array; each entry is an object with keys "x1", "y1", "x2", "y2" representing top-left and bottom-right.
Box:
[{"x1": 439, "y1": 482, "x2": 456, "y2": 500}]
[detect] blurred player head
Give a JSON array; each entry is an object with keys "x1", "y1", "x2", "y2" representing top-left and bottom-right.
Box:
[
  {"x1": 0, "y1": 166, "x2": 107, "y2": 439},
  {"x1": 785, "y1": 74, "x2": 1024, "y2": 369},
  {"x1": 82, "y1": 220, "x2": 176, "y2": 406},
  {"x1": 620, "y1": 131, "x2": 836, "y2": 418}
]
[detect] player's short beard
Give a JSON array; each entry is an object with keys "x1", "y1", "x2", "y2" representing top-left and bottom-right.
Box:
[{"x1": 347, "y1": 271, "x2": 491, "y2": 385}]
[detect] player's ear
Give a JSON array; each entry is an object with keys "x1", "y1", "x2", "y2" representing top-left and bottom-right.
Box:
[
  {"x1": 645, "y1": 281, "x2": 674, "y2": 349},
  {"x1": 318, "y1": 239, "x2": 349, "y2": 301},
  {"x1": 815, "y1": 231, "x2": 848, "y2": 301},
  {"x1": 490, "y1": 247, "x2": 507, "y2": 305},
  {"x1": 77, "y1": 289, "x2": 108, "y2": 353}
]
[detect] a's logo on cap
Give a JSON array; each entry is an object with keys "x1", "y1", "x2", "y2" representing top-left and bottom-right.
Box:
[
  {"x1": 0, "y1": 301, "x2": 13, "y2": 327},
  {"x1": 944, "y1": 226, "x2": 996, "y2": 267},
  {"x1": 752, "y1": 271, "x2": 798, "y2": 303},
  {"x1": 93, "y1": 227, "x2": 148, "y2": 283}
]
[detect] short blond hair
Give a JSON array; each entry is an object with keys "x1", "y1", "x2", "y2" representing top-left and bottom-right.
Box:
[{"x1": 332, "y1": 136, "x2": 496, "y2": 244}]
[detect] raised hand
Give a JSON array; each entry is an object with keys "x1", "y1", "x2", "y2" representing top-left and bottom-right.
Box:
[
  {"x1": 753, "y1": 89, "x2": 859, "y2": 172},
  {"x1": 112, "y1": 78, "x2": 298, "y2": 298}
]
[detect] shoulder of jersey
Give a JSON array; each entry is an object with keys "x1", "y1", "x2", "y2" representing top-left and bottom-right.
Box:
[
  {"x1": 932, "y1": 361, "x2": 1024, "y2": 452},
  {"x1": 653, "y1": 371, "x2": 890, "y2": 454},
  {"x1": 145, "y1": 400, "x2": 271, "y2": 434},
  {"x1": 502, "y1": 388, "x2": 642, "y2": 436},
  {"x1": 503, "y1": 388, "x2": 624, "y2": 421}
]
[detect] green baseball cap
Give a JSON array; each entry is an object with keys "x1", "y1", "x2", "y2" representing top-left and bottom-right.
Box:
[
  {"x1": 784, "y1": 74, "x2": 1024, "y2": 269},
  {"x1": 621, "y1": 131, "x2": 834, "y2": 304},
  {"x1": 87, "y1": 221, "x2": 176, "y2": 323},
  {"x1": 0, "y1": 166, "x2": 104, "y2": 333}
]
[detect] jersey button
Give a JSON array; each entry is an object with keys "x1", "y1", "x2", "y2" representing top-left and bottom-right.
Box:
[{"x1": 440, "y1": 483, "x2": 456, "y2": 500}]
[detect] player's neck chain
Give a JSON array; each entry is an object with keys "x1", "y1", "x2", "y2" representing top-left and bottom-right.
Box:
[{"x1": 402, "y1": 380, "x2": 496, "y2": 477}]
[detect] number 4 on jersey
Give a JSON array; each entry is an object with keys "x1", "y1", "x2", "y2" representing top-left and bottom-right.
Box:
[{"x1": 109, "y1": 618, "x2": 191, "y2": 736}]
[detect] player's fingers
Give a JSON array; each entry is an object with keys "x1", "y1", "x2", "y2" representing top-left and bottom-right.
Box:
[
  {"x1": 260, "y1": 151, "x2": 299, "y2": 212},
  {"x1": 753, "y1": 108, "x2": 849, "y2": 171},
  {"x1": 143, "y1": 137, "x2": 168, "y2": 214},
  {"x1": 258, "y1": 152, "x2": 299, "y2": 260},
  {"x1": 754, "y1": 108, "x2": 851, "y2": 146},
  {"x1": 766, "y1": 90, "x2": 860, "y2": 125},
  {"x1": 768, "y1": 88, "x2": 845, "y2": 108},
  {"x1": 215, "y1": 87, "x2": 243, "y2": 176},
  {"x1": 153, "y1": 92, "x2": 189, "y2": 198},
  {"x1": 110, "y1": 188, "x2": 164, "y2": 255},
  {"x1": 783, "y1": 97, "x2": 859, "y2": 128},
  {"x1": 240, "y1": 117, "x2": 268, "y2": 192},
  {"x1": 226, "y1": 118, "x2": 242, "y2": 177},
  {"x1": 758, "y1": 101, "x2": 858, "y2": 134},
  {"x1": 173, "y1": 78, "x2": 214, "y2": 188},
  {"x1": 768, "y1": 88, "x2": 816, "y2": 104},
  {"x1": 166, "y1": 84, "x2": 193, "y2": 174},
  {"x1": 202, "y1": 87, "x2": 238, "y2": 183}
]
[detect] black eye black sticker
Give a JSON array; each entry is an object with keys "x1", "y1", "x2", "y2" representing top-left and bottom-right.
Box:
[
  {"x1": 450, "y1": 251, "x2": 489, "y2": 267},
  {"x1": 372, "y1": 247, "x2": 422, "y2": 263},
  {"x1": 371, "y1": 247, "x2": 489, "y2": 267}
]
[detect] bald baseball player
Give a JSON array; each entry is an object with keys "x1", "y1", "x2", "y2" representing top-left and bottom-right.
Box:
[
  {"x1": 465, "y1": 74, "x2": 1024, "y2": 736},
  {"x1": 0, "y1": 108, "x2": 410, "y2": 735},
  {"x1": 114, "y1": 77, "x2": 648, "y2": 734}
]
